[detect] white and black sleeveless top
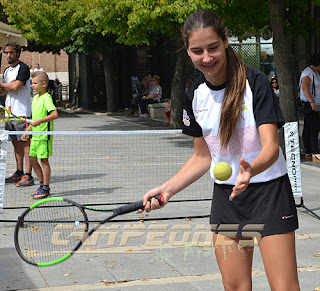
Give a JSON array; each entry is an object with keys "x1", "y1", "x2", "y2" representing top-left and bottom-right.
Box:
[{"x1": 182, "y1": 66, "x2": 287, "y2": 185}]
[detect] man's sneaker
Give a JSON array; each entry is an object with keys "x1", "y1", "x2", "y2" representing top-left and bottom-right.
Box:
[
  {"x1": 16, "y1": 175, "x2": 34, "y2": 187},
  {"x1": 33, "y1": 189, "x2": 49, "y2": 199},
  {"x1": 5, "y1": 172, "x2": 24, "y2": 183}
]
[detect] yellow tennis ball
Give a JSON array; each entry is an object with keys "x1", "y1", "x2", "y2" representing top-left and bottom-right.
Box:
[{"x1": 213, "y1": 162, "x2": 232, "y2": 181}]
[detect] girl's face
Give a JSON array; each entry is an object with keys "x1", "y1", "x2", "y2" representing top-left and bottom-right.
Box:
[{"x1": 187, "y1": 27, "x2": 228, "y2": 86}]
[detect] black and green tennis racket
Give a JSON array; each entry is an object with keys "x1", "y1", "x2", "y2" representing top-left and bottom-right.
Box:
[{"x1": 14, "y1": 195, "x2": 163, "y2": 266}]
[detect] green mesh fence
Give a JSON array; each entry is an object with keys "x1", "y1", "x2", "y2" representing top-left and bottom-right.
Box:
[
  {"x1": 230, "y1": 43, "x2": 260, "y2": 69},
  {"x1": 187, "y1": 43, "x2": 261, "y2": 79}
]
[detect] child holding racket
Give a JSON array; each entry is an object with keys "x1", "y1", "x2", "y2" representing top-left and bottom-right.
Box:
[
  {"x1": 142, "y1": 10, "x2": 300, "y2": 290},
  {"x1": 22, "y1": 71, "x2": 58, "y2": 199}
]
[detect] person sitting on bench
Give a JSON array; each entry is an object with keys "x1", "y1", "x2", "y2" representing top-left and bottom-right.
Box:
[{"x1": 139, "y1": 75, "x2": 162, "y2": 117}]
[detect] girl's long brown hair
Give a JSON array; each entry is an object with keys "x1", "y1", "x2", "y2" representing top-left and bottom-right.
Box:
[{"x1": 182, "y1": 10, "x2": 247, "y2": 148}]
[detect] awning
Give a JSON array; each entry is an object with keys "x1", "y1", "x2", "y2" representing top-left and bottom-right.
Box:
[{"x1": 0, "y1": 22, "x2": 27, "y2": 47}]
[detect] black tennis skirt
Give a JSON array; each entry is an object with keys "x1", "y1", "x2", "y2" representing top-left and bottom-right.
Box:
[{"x1": 210, "y1": 174, "x2": 299, "y2": 237}]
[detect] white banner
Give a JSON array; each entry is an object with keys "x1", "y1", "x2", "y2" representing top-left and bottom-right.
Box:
[
  {"x1": 284, "y1": 122, "x2": 303, "y2": 198},
  {"x1": 0, "y1": 131, "x2": 8, "y2": 212}
]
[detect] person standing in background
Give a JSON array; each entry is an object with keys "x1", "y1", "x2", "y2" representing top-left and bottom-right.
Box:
[
  {"x1": 271, "y1": 77, "x2": 279, "y2": 100},
  {"x1": 0, "y1": 41, "x2": 34, "y2": 186},
  {"x1": 299, "y1": 54, "x2": 320, "y2": 162},
  {"x1": 34, "y1": 63, "x2": 44, "y2": 72}
]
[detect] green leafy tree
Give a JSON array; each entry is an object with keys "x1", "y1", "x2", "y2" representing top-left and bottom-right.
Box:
[
  {"x1": 1, "y1": 0, "x2": 120, "y2": 111},
  {"x1": 0, "y1": 3, "x2": 8, "y2": 23},
  {"x1": 1, "y1": 0, "x2": 81, "y2": 44},
  {"x1": 85, "y1": 0, "x2": 216, "y2": 127},
  {"x1": 217, "y1": 0, "x2": 270, "y2": 38},
  {"x1": 3, "y1": 0, "x2": 268, "y2": 124},
  {"x1": 3, "y1": 0, "x2": 320, "y2": 128},
  {"x1": 85, "y1": 0, "x2": 273, "y2": 127},
  {"x1": 23, "y1": 41, "x2": 66, "y2": 54},
  {"x1": 0, "y1": 2, "x2": 67, "y2": 54}
]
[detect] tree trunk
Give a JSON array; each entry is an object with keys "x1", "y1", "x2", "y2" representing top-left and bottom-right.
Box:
[
  {"x1": 269, "y1": 0, "x2": 299, "y2": 151},
  {"x1": 102, "y1": 51, "x2": 117, "y2": 112},
  {"x1": 170, "y1": 27, "x2": 191, "y2": 128}
]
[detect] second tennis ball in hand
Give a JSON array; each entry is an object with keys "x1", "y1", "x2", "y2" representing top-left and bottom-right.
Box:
[{"x1": 213, "y1": 162, "x2": 232, "y2": 181}]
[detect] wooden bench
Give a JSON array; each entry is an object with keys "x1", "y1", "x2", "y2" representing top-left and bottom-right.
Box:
[{"x1": 147, "y1": 102, "x2": 167, "y2": 118}]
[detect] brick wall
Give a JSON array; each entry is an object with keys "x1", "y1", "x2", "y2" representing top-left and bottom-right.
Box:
[{"x1": 1, "y1": 50, "x2": 69, "y2": 84}]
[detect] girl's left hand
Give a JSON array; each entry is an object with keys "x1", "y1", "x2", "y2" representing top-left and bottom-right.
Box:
[{"x1": 229, "y1": 158, "x2": 252, "y2": 201}]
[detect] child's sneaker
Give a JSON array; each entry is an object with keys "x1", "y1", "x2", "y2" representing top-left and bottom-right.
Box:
[
  {"x1": 5, "y1": 172, "x2": 24, "y2": 183},
  {"x1": 34, "y1": 186, "x2": 43, "y2": 196},
  {"x1": 33, "y1": 189, "x2": 49, "y2": 199},
  {"x1": 16, "y1": 174, "x2": 35, "y2": 187},
  {"x1": 31, "y1": 186, "x2": 43, "y2": 197}
]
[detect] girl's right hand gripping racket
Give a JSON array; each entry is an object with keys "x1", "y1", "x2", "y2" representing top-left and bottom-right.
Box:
[{"x1": 14, "y1": 195, "x2": 164, "y2": 266}]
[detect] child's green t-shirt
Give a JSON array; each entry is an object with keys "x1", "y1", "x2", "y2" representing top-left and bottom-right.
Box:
[{"x1": 32, "y1": 92, "x2": 56, "y2": 140}]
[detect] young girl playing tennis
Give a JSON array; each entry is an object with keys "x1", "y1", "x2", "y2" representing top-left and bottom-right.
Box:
[{"x1": 141, "y1": 9, "x2": 300, "y2": 290}]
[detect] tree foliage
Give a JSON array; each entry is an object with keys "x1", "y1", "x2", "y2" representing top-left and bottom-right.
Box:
[
  {"x1": 63, "y1": 24, "x2": 116, "y2": 55},
  {"x1": 85, "y1": 0, "x2": 215, "y2": 46},
  {"x1": 2, "y1": 0, "x2": 320, "y2": 121},
  {"x1": 2, "y1": 0, "x2": 319, "y2": 54},
  {"x1": 217, "y1": 0, "x2": 270, "y2": 39},
  {"x1": 280, "y1": 0, "x2": 319, "y2": 39},
  {"x1": 0, "y1": 3, "x2": 8, "y2": 23},
  {"x1": 1, "y1": 0, "x2": 83, "y2": 45}
]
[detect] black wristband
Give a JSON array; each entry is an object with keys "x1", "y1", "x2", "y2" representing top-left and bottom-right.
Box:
[{"x1": 310, "y1": 101, "x2": 315, "y2": 104}]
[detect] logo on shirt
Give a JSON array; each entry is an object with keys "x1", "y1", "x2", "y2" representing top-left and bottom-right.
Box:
[
  {"x1": 242, "y1": 104, "x2": 248, "y2": 111},
  {"x1": 195, "y1": 109, "x2": 208, "y2": 114},
  {"x1": 183, "y1": 109, "x2": 190, "y2": 126}
]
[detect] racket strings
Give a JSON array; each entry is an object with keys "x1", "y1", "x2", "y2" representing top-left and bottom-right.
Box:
[{"x1": 17, "y1": 200, "x2": 87, "y2": 265}]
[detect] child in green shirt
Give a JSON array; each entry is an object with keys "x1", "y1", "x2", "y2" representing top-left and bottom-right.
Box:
[{"x1": 22, "y1": 71, "x2": 58, "y2": 199}]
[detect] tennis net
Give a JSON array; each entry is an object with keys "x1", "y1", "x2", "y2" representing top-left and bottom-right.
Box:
[{"x1": 1, "y1": 130, "x2": 213, "y2": 210}]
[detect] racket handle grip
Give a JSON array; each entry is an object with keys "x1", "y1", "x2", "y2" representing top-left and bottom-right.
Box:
[
  {"x1": 114, "y1": 194, "x2": 164, "y2": 216},
  {"x1": 147, "y1": 194, "x2": 164, "y2": 206}
]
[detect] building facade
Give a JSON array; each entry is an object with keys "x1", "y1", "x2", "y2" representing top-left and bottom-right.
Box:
[{"x1": 1, "y1": 49, "x2": 69, "y2": 85}]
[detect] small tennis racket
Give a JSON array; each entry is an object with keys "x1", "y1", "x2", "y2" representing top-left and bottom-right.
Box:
[
  {"x1": 0, "y1": 105, "x2": 32, "y2": 123},
  {"x1": 14, "y1": 195, "x2": 163, "y2": 266}
]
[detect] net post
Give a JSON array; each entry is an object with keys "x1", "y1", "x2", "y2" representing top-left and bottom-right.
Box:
[
  {"x1": 296, "y1": 197, "x2": 320, "y2": 220},
  {"x1": 0, "y1": 130, "x2": 9, "y2": 213},
  {"x1": 284, "y1": 122, "x2": 320, "y2": 221}
]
